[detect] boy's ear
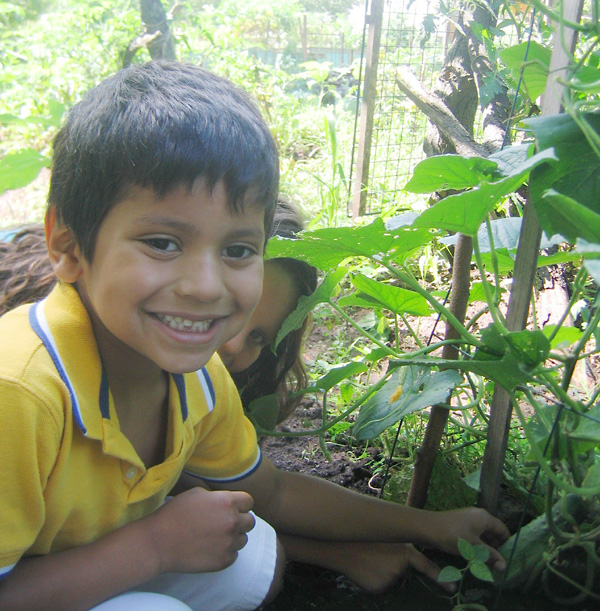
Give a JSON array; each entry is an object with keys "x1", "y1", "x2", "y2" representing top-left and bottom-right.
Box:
[{"x1": 45, "y1": 208, "x2": 84, "y2": 283}]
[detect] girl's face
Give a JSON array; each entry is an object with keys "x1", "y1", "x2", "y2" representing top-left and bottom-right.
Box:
[{"x1": 218, "y1": 261, "x2": 298, "y2": 373}]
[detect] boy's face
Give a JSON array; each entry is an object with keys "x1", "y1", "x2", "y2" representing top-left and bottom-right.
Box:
[{"x1": 73, "y1": 181, "x2": 265, "y2": 375}]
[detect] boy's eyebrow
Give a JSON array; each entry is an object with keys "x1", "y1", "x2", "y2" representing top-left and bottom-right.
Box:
[{"x1": 136, "y1": 215, "x2": 265, "y2": 240}]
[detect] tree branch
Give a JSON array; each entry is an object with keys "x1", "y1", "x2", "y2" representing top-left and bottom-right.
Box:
[{"x1": 395, "y1": 68, "x2": 487, "y2": 158}]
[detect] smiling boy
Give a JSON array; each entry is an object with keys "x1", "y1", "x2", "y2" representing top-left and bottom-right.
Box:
[{"x1": 0, "y1": 61, "x2": 509, "y2": 611}]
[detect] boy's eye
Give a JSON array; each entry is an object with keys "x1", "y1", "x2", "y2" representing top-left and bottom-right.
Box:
[
  {"x1": 224, "y1": 244, "x2": 254, "y2": 259},
  {"x1": 144, "y1": 237, "x2": 179, "y2": 252}
]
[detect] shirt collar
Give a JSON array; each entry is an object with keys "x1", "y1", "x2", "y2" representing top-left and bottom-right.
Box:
[{"x1": 27, "y1": 283, "x2": 195, "y2": 440}]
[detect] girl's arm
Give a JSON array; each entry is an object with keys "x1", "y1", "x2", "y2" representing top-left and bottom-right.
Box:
[{"x1": 214, "y1": 457, "x2": 509, "y2": 570}]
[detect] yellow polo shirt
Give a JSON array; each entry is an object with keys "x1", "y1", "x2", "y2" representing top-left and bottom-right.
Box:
[{"x1": 0, "y1": 283, "x2": 261, "y2": 578}]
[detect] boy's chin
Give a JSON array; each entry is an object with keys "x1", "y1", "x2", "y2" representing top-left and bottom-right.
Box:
[{"x1": 151, "y1": 351, "x2": 213, "y2": 375}]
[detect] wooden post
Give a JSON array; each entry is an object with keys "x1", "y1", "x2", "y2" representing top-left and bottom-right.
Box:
[
  {"x1": 351, "y1": 0, "x2": 384, "y2": 218},
  {"x1": 478, "y1": 0, "x2": 584, "y2": 514},
  {"x1": 299, "y1": 14, "x2": 308, "y2": 61}
]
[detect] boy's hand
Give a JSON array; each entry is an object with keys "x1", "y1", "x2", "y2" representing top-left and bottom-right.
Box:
[
  {"x1": 142, "y1": 487, "x2": 255, "y2": 574},
  {"x1": 429, "y1": 507, "x2": 510, "y2": 571}
]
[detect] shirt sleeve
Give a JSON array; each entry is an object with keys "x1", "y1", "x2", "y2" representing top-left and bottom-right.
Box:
[
  {"x1": 0, "y1": 379, "x2": 61, "y2": 578},
  {"x1": 184, "y1": 361, "x2": 261, "y2": 483}
]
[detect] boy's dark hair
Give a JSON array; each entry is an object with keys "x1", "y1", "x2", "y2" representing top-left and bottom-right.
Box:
[
  {"x1": 49, "y1": 60, "x2": 279, "y2": 260},
  {"x1": 232, "y1": 198, "x2": 318, "y2": 423}
]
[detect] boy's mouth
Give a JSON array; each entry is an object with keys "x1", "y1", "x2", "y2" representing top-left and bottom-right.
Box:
[{"x1": 154, "y1": 313, "x2": 213, "y2": 333}]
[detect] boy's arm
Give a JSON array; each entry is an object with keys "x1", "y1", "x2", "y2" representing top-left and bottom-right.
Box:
[
  {"x1": 0, "y1": 487, "x2": 254, "y2": 611},
  {"x1": 212, "y1": 457, "x2": 510, "y2": 569}
]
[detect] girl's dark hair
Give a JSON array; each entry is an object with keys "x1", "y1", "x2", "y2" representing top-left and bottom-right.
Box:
[
  {"x1": 231, "y1": 198, "x2": 318, "y2": 423},
  {"x1": 0, "y1": 225, "x2": 56, "y2": 316},
  {"x1": 49, "y1": 60, "x2": 279, "y2": 260}
]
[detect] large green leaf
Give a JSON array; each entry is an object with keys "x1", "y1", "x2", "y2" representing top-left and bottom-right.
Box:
[
  {"x1": 274, "y1": 268, "x2": 347, "y2": 350},
  {"x1": 353, "y1": 366, "x2": 462, "y2": 440},
  {"x1": 470, "y1": 325, "x2": 549, "y2": 389},
  {"x1": 505, "y1": 329, "x2": 551, "y2": 369},
  {"x1": 440, "y1": 216, "x2": 565, "y2": 253},
  {"x1": 499, "y1": 41, "x2": 550, "y2": 101},
  {"x1": 0, "y1": 148, "x2": 51, "y2": 194},
  {"x1": 478, "y1": 247, "x2": 580, "y2": 274},
  {"x1": 568, "y1": 404, "x2": 600, "y2": 446},
  {"x1": 538, "y1": 190, "x2": 600, "y2": 245},
  {"x1": 525, "y1": 112, "x2": 600, "y2": 220},
  {"x1": 413, "y1": 149, "x2": 556, "y2": 235},
  {"x1": 340, "y1": 273, "x2": 432, "y2": 316},
  {"x1": 247, "y1": 394, "x2": 280, "y2": 432},
  {"x1": 487, "y1": 143, "x2": 533, "y2": 176},
  {"x1": 266, "y1": 218, "x2": 432, "y2": 270},
  {"x1": 404, "y1": 154, "x2": 498, "y2": 193}
]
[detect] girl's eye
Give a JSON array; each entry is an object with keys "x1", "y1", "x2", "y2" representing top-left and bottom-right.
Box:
[
  {"x1": 145, "y1": 237, "x2": 179, "y2": 253},
  {"x1": 249, "y1": 330, "x2": 267, "y2": 347},
  {"x1": 224, "y1": 244, "x2": 254, "y2": 259}
]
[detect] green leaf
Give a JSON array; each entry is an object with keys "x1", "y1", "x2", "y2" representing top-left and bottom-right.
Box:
[
  {"x1": 541, "y1": 324, "x2": 583, "y2": 349},
  {"x1": 437, "y1": 566, "x2": 462, "y2": 583},
  {"x1": 345, "y1": 273, "x2": 432, "y2": 316},
  {"x1": 568, "y1": 405, "x2": 600, "y2": 446},
  {"x1": 505, "y1": 329, "x2": 550, "y2": 369},
  {"x1": 353, "y1": 366, "x2": 462, "y2": 440},
  {"x1": 499, "y1": 42, "x2": 550, "y2": 101},
  {"x1": 309, "y1": 361, "x2": 369, "y2": 393},
  {"x1": 247, "y1": 394, "x2": 280, "y2": 432},
  {"x1": 582, "y1": 463, "x2": 600, "y2": 488},
  {"x1": 440, "y1": 216, "x2": 565, "y2": 254},
  {"x1": 472, "y1": 326, "x2": 535, "y2": 389},
  {"x1": 274, "y1": 268, "x2": 346, "y2": 350},
  {"x1": 414, "y1": 149, "x2": 557, "y2": 235},
  {"x1": 469, "y1": 559, "x2": 494, "y2": 583},
  {"x1": 473, "y1": 545, "x2": 490, "y2": 563},
  {"x1": 266, "y1": 218, "x2": 432, "y2": 270},
  {"x1": 0, "y1": 148, "x2": 50, "y2": 194},
  {"x1": 458, "y1": 537, "x2": 475, "y2": 561},
  {"x1": 405, "y1": 154, "x2": 498, "y2": 193},
  {"x1": 538, "y1": 190, "x2": 600, "y2": 245},
  {"x1": 526, "y1": 112, "x2": 600, "y2": 219},
  {"x1": 468, "y1": 281, "x2": 505, "y2": 304},
  {"x1": 488, "y1": 143, "x2": 533, "y2": 176}
]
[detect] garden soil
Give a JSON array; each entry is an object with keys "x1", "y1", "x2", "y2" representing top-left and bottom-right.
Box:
[{"x1": 259, "y1": 401, "x2": 595, "y2": 611}]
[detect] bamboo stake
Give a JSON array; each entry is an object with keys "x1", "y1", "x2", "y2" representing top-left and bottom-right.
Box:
[{"x1": 478, "y1": 0, "x2": 584, "y2": 514}]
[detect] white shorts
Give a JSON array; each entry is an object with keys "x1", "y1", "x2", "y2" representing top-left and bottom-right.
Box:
[{"x1": 91, "y1": 512, "x2": 277, "y2": 611}]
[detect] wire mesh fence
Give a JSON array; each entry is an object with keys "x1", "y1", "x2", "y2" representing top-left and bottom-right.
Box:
[{"x1": 350, "y1": 0, "x2": 451, "y2": 216}]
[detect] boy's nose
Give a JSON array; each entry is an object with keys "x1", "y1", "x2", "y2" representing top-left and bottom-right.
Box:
[{"x1": 176, "y1": 256, "x2": 224, "y2": 302}]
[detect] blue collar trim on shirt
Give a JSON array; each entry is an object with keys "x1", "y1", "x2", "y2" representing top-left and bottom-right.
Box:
[
  {"x1": 29, "y1": 300, "x2": 87, "y2": 435},
  {"x1": 196, "y1": 367, "x2": 215, "y2": 412},
  {"x1": 172, "y1": 373, "x2": 188, "y2": 421}
]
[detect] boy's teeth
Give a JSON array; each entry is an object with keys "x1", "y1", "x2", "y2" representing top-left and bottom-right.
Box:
[{"x1": 158, "y1": 314, "x2": 211, "y2": 332}]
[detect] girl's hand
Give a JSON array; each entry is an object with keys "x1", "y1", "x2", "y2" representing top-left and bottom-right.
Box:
[
  {"x1": 429, "y1": 507, "x2": 510, "y2": 571},
  {"x1": 141, "y1": 487, "x2": 256, "y2": 574}
]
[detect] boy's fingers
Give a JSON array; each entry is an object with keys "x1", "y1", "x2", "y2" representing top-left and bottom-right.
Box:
[
  {"x1": 406, "y1": 546, "x2": 456, "y2": 594},
  {"x1": 240, "y1": 511, "x2": 256, "y2": 534},
  {"x1": 486, "y1": 545, "x2": 507, "y2": 572},
  {"x1": 230, "y1": 490, "x2": 254, "y2": 513},
  {"x1": 484, "y1": 515, "x2": 511, "y2": 543}
]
